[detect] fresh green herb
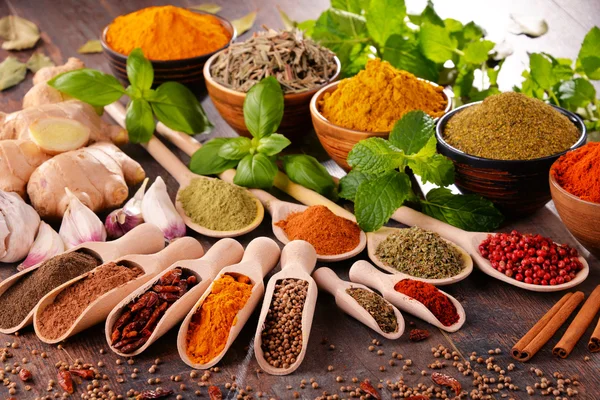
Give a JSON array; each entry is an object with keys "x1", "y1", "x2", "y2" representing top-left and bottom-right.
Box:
[
  {"x1": 48, "y1": 48, "x2": 212, "y2": 143},
  {"x1": 282, "y1": 155, "x2": 339, "y2": 201},
  {"x1": 0, "y1": 57, "x2": 27, "y2": 91}
]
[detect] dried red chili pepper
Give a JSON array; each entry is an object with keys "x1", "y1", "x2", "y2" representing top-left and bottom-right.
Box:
[
  {"x1": 136, "y1": 387, "x2": 173, "y2": 399},
  {"x1": 432, "y1": 372, "x2": 461, "y2": 396},
  {"x1": 18, "y1": 368, "x2": 32, "y2": 381},
  {"x1": 359, "y1": 379, "x2": 381, "y2": 400},
  {"x1": 406, "y1": 396, "x2": 429, "y2": 400},
  {"x1": 208, "y1": 385, "x2": 223, "y2": 400},
  {"x1": 409, "y1": 328, "x2": 430, "y2": 342},
  {"x1": 57, "y1": 370, "x2": 74, "y2": 394},
  {"x1": 70, "y1": 369, "x2": 95, "y2": 380}
]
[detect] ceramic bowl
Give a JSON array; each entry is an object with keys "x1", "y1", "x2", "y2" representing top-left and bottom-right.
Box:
[
  {"x1": 310, "y1": 80, "x2": 452, "y2": 171},
  {"x1": 101, "y1": 10, "x2": 236, "y2": 91},
  {"x1": 550, "y1": 171, "x2": 600, "y2": 258},
  {"x1": 436, "y1": 103, "x2": 587, "y2": 216},
  {"x1": 203, "y1": 51, "x2": 341, "y2": 140}
]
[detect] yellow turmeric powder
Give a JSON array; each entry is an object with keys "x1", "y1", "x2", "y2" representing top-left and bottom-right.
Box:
[
  {"x1": 319, "y1": 59, "x2": 448, "y2": 132},
  {"x1": 185, "y1": 273, "x2": 253, "y2": 364},
  {"x1": 106, "y1": 6, "x2": 231, "y2": 61}
]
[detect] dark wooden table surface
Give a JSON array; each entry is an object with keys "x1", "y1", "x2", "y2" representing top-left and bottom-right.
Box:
[{"x1": 1, "y1": 0, "x2": 599, "y2": 399}]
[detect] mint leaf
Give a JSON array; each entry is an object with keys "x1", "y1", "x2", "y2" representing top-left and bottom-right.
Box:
[
  {"x1": 463, "y1": 21, "x2": 484, "y2": 42},
  {"x1": 419, "y1": 23, "x2": 458, "y2": 63},
  {"x1": 243, "y1": 76, "x2": 284, "y2": 139},
  {"x1": 234, "y1": 153, "x2": 278, "y2": 189},
  {"x1": 339, "y1": 169, "x2": 375, "y2": 201},
  {"x1": 408, "y1": 0, "x2": 443, "y2": 27},
  {"x1": 297, "y1": 19, "x2": 316, "y2": 36},
  {"x1": 354, "y1": 171, "x2": 411, "y2": 232},
  {"x1": 125, "y1": 99, "x2": 154, "y2": 144},
  {"x1": 383, "y1": 35, "x2": 439, "y2": 82},
  {"x1": 389, "y1": 110, "x2": 435, "y2": 155},
  {"x1": 331, "y1": 0, "x2": 364, "y2": 13},
  {"x1": 407, "y1": 137, "x2": 455, "y2": 186},
  {"x1": 463, "y1": 40, "x2": 494, "y2": 64},
  {"x1": 189, "y1": 138, "x2": 239, "y2": 176},
  {"x1": 218, "y1": 137, "x2": 252, "y2": 160},
  {"x1": 558, "y1": 78, "x2": 596, "y2": 108},
  {"x1": 453, "y1": 63, "x2": 475, "y2": 99},
  {"x1": 420, "y1": 187, "x2": 503, "y2": 232},
  {"x1": 578, "y1": 26, "x2": 600, "y2": 79},
  {"x1": 444, "y1": 18, "x2": 463, "y2": 33},
  {"x1": 529, "y1": 53, "x2": 556, "y2": 90},
  {"x1": 126, "y1": 48, "x2": 153, "y2": 91},
  {"x1": 48, "y1": 68, "x2": 125, "y2": 106},
  {"x1": 366, "y1": 0, "x2": 406, "y2": 47},
  {"x1": 282, "y1": 154, "x2": 338, "y2": 200},
  {"x1": 257, "y1": 133, "x2": 291, "y2": 156},
  {"x1": 347, "y1": 137, "x2": 405, "y2": 174}
]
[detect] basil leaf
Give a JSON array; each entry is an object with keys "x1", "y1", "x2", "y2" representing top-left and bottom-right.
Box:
[
  {"x1": 189, "y1": 138, "x2": 239, "y2": 176},
  {"x1": 218, "y1": 137, "x2": 253, "y2": 160},
  {"x1": 529, "y1": 53, "x2": 557, "y2": 90},
  {"x1": 148, "y1": 81, "x2": 212, "y2": 135},
  {"x1": 47, "y1": 68, "x2": 125, "y2": 106},
  {"x1": 577, "y1": 26, "x2": 600, "y2": 80},
  {"x1": 383, "y1": 35, "x2": 439, "y2": 82},
  {"x1": 347, "y1": 137, "x2": 405, "y2": 174},
  {"x1": 463, "y1": 40, "x2": 494, "y2": 64},
  {"x1": 407, "y1": 137, "x2": 455, "y2": 186},
  {"x1": 366, "y1": 0, "x2": 406, "y2": 47},
  {"x1": 125, "y1": 99, "x2": 155, "y2": 144},
  {"x1": 257, "y1": 133, "x2": 291, "y2": 156},
  {"x1": 282, "y1": 154, "x2": 338, "y2": 200},
  {"x1": 234, "y1": 153, "x2": 278, "y2": 189},
  {"x1": 127, "y1": 48, "x2": 154, "y2": 91},
  {"x1": 389, "y1": 110, "x2": 435, "y2": 155},
  {"x1": 0, "y1": 56, "x2": 27, "y2": 91},
  {"x1": 558, "y1": 78, "x2": 596, "y2": 108},
  {"x1": 419, "y1": 23, "x2": 458, "y2": 63},
  {"x1": 354, "y1": 171, "x2": 411, "y2": 232},
  {"x1": 242, "y1": 77, "x2": 284, "y2": 139},
  {"x1": 420, "y1": 187, "x2": 503, "y2": 232},
  {"x1": 339, "y1": 169, "x2": 375, "y2": 202}
]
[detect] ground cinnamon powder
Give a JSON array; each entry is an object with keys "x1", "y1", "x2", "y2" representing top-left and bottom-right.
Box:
[{"x1": 275, "y1": 205, "x2": 361, "y2": 255}]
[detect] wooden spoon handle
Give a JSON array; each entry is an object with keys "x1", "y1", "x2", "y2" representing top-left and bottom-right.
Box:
[
  {"x1": 156, "y1": 121, "x2": 200, "y2": 156},
  {"x1": 312, "y1": 267, "x2": 343, "y2": 295},
  {"x1": 391, "y1": 206, "x2": 467, "y2": 244},
  {"x1": 242, "y1": 237, "x2": 281, "y2": 278},
  {"x1": 142, "y1": 137, "x2": 193, "y2": 185},
  {"x1": 201, "y1": 239, "x2": 244, "y2": 269},
  {"x1": 154, "y1": 237, "x2": 204, "y2": 269},
  {"x1": 349, "y1": 260, "x2": 387, "y2": 293},
  {"x1": 280, "y1": 240, "x2": 317, "y2": 274},
  {"x1": 111, "y1": 223, "x2": 165, "y2": 259}
]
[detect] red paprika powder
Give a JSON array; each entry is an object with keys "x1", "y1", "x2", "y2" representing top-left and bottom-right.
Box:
[
  {"x1": 394, "y1": 279, "x2": 459, "y2": 326},
  {"x1": 551, "y1": 142, "x2": 600, "y2": 204}
]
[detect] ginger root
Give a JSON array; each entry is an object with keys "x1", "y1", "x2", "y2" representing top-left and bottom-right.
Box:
[
  {"x1": 28, "y1": 117, "x2": 91, "y2": 155},
  {"x1": 0, "y1": 140, "x2": 51, "y2": 198},
  {"x1": 23, "y1": 57, "x2": 84, "y2": 109},
  {"x1": 27, "y1": 142, "x2": 146, "y2": 219}
]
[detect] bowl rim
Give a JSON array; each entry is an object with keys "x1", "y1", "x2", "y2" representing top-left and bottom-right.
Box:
[
  {"x1": 436, "y1": 101, "x2": 588, "y2": 164},
  {"x1": 202, "y1": 49, "x2": 342, "y2": 99},
  {"x1": 309, "y1": 79, "x2": 453, "y2": 136},
  {"x1": 100, "y1": 8, "x2": 237, "y2": 64},
  {"x1": 549, "y1": 168, "x2": 600, "y2": 208}
]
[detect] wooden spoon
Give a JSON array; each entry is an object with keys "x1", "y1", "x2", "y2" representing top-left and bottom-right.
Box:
[
  {"x1": 349, "y1": 260, "x2": 466, "y2": 333},
  {"x1": 254, "y1": 240, "x2": 318, "y2": 375},
  {"x1": 177, "y1": 237, "x2": 281, "y2": 369},
  {"x1": 390, "y1": 206, "x2": 590, "y2": 292},
  {"x1": 313, "y1": 267, "x2": 404, "y2": 340},
  {"x1": 105, "y1": 238, "x2": 244, "y2": 357},
  {"x1": 0, "y1": 223, "x2": 165, "y2": 334},
  {"x1": 367, "y1": 226, "x2": 473, "y2": 286},
  {"x1": 34, "y1": 236, "x2": 205, "y2": 344}
]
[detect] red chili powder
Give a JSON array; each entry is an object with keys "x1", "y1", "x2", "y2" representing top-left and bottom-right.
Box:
[
  {"x1": 394, "y1": 279, "x2": 459, "y2": 326},
  {"x1": 551, "y1": 142, "x2": 600, "y2": 204}
]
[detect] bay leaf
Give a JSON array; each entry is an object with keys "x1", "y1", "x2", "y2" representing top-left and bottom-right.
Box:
[
  {"x1": 232, "y1": 11, "x2": 257, "y2": 36},
  {"x1": 0, "y1": 57, "x2": 27, "y2": 90},
  {"x1": 26, "y1": 52, "x2": 54, "y2": 73},
  {"x1": 190, "y1": 3, "x2": 222, "y2": 14},
  {"x1": 77, "y1": 39, "x2": 102, "y2": 54},
  {"x1": 0, "y1": 16, "x2": 40, "y2": 50},
  {"x1": 277, "y1": 6, "x2": 296, "y2": 30}
]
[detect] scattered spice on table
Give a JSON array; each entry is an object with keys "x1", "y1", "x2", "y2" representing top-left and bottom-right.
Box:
[
  {"x1": 479, "y1": 230, "x2": 584, "y2": 285},
  {"x1": 318, "y1": 58, "x2": 447, "y2": 132},
  {"x1": 346, "y1": 287, "x2": 398, "y2": 333},
  {"x1": 409, "y1": 328, "x2": 430, "y2": 342},
  {"x1": 0, "y1": 252, "x2": 100, "y2": 329},
  {"x1": 551, "y1": 142, "x2": 600, "y2": 204},
  {"x1": 261, "y1": 278, "x2": 308, "y2": 369},
  {"x1": 375, "y1": 227, "x2": 464, "y2": 279},
  {"x1": 431, "y1": 372, "x2": 462, "y2": 396},
  {"x1": 186, "y1": 273, "x2": 253, "y2": 364},
  {"x1": 106, "y1": 5, "x2": 231, "y2": 60},
  {"x1": 37, "y1": 261, "x2": 144, "y2": 339},
  {"x1": 394, "y1": 279, "x2": 460, "y2": 327},
  {"x1": 210, "y1": 28, "x2": 337, "y2": 93},
  {"x1": 179, "y1": 178, "x2": 258, "y2": 232},
  {"x1": 275, "y1": 205, "x2": 361, "y2": 255},
  {"x1": 443, "y1": 92, "x2": 580, "y2": 160}
]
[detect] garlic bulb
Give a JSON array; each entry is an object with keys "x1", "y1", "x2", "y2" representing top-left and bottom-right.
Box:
[
  {"x1": 0, "y1": 190, "x2": 41, "y2": 263},
  {"x1": 18, "y1": 221, "x2": 64, "y2": 271},
  {"x1": 105, "y1": 178, "x2": 148, "y2": 239},
  {"x1": 59, "y1": 188, "x2": 107, "y2": 249},
  {"x1": 142, "y1": 177, "x2": 186, "y2": 241}
]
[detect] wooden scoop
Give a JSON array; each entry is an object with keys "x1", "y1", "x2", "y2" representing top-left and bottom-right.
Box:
[
  {"x1": 0, "y1": 223, "x2": 165, "y2": 334},
  {"x1": 390, "y1": 206, "x2": 590, "y2": 292},
  {"x1": 105, "y1": 238, "x2": 245, "y2": 357},
  {"x1": 177, "y1": 237, "x2": 281, "y2": 369},
  {"x1": 367, "y1": 226, "x2": 473, "y2": 286},
  {"x1": 33, "y1": 236, "x2": 205, "y2": 344},
  {"x1": 349, "y1": 260, "x2": 466, "y2": 333},
  {"x1": 254, "y1": 240, "x2": 318, "y2": 375},
  {"x1": 313, "y1": 267, "x2": 404, "y2": 340}
]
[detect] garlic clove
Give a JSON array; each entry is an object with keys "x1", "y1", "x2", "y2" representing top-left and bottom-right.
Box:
[
  {"x1": 142, "y1": 176, "x2": 186, "y2": 241},
  {"x1": 18, "y1": 221, "x2": 64, "y2": 271},
  {"x1": 59, "y1": 188, "x2": 107, "y2": 249},
  {"x1": 0, "y1": 190, "x2": 41, "y2": 263},
  {"x1": 105, "y1": 178, "x2": 148, "y2": 239}
]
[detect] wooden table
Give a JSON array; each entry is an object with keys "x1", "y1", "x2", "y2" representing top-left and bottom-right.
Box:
[{"x1": 1, "y1": 0, "x2": 599, "y2": 399}]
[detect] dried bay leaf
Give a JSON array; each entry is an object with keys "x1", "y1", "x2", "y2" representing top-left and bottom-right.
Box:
[
  {"x1": 26, "y1": 52, "x2": 54, "y2": 73},
  {"x1": 0, "y1": 16, "x2": 40, "y2": 50},
  {"x1": 190, "y1": 3, "x2": 222, "y2": 14},
  {"x1": 277, "y1": 6, "x2": 297, "y2": 30},
  {"x1": 77, "y1": 39, "x2": 102, "y2": 54},
  {"x1": 0, "y1": 57, "x2": 27, "y2": 90},
  {"x1": 232, "y1": 11, "x2": 257, "y2": 35}
]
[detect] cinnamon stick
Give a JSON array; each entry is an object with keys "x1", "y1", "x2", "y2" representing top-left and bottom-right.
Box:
[
  {"x1": 554, "y1": 286, "x2": 600, "y2": 358},
  {"x1": 590, "y1": 316, "x2": 600, "y2": 352},
  {"x1": 512, "y1": 291, "x2": 584, "y2": 362}
]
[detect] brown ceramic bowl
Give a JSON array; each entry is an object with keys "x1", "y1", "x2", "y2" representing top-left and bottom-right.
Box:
[
  {"x1": 203, "y1": 51, "x2": 341, "y2": 140},
  {"x1": 550, "y1": 171, "x2": 600, "y2": 258},
  {"x1": 310, "y1": 80, "x2": 452, "y2": 171},
  {"x1": 101, "y1": 10, "x2": 236, "y2": 90},
  {"x1": 436, "y1": 102, "x2": 587, "y2": 216}
]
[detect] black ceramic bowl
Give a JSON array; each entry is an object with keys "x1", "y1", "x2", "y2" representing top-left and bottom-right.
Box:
[
  {"x1": 100, "y1": 10, "x2": 236, "y2": 91},
  {"x1": 436, "y1": 102, "x2": 587, "y2": 216}
]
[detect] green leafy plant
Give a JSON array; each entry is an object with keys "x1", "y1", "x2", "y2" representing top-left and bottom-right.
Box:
[
  {"x1": 48, "y1": 48, "x2": 212, "y2": 143},
  {"x1": 339, "y1": 110, "x2": 503, "y2": 232},
  {"x1": 190, "y1": 77, "x2": 338, "y2": 197}
]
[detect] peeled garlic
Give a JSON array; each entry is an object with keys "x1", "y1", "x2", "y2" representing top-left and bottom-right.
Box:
[
  {"x1": 105, "y1": 178, "x2": 148, "y2": 239},
  {"x1": 28, "y1": 117, "x2": 90, "y2": 155},
  {"x1": 142, "y1": 177, "x2": 186, "y2": 241},
  {"x1": 59, "y1": 188, "x2": 107, "y2": 249},
  {"x1": 18, "y1": 221, "x2": 64, "y2": 271},
  {"x1": 0, "y1": 190, "x2": 41, "y2": 263}
]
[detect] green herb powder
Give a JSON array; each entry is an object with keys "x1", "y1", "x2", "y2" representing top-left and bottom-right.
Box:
[
  {"x1": 179, "y1": 178, "x2": 257, "y2": 231},
  {"x1": 346, "y1": 287, "x2": 398, "y2": 333},
  {"x1": 375, "y1": 227, "x2": 464, "y2": 279}
]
